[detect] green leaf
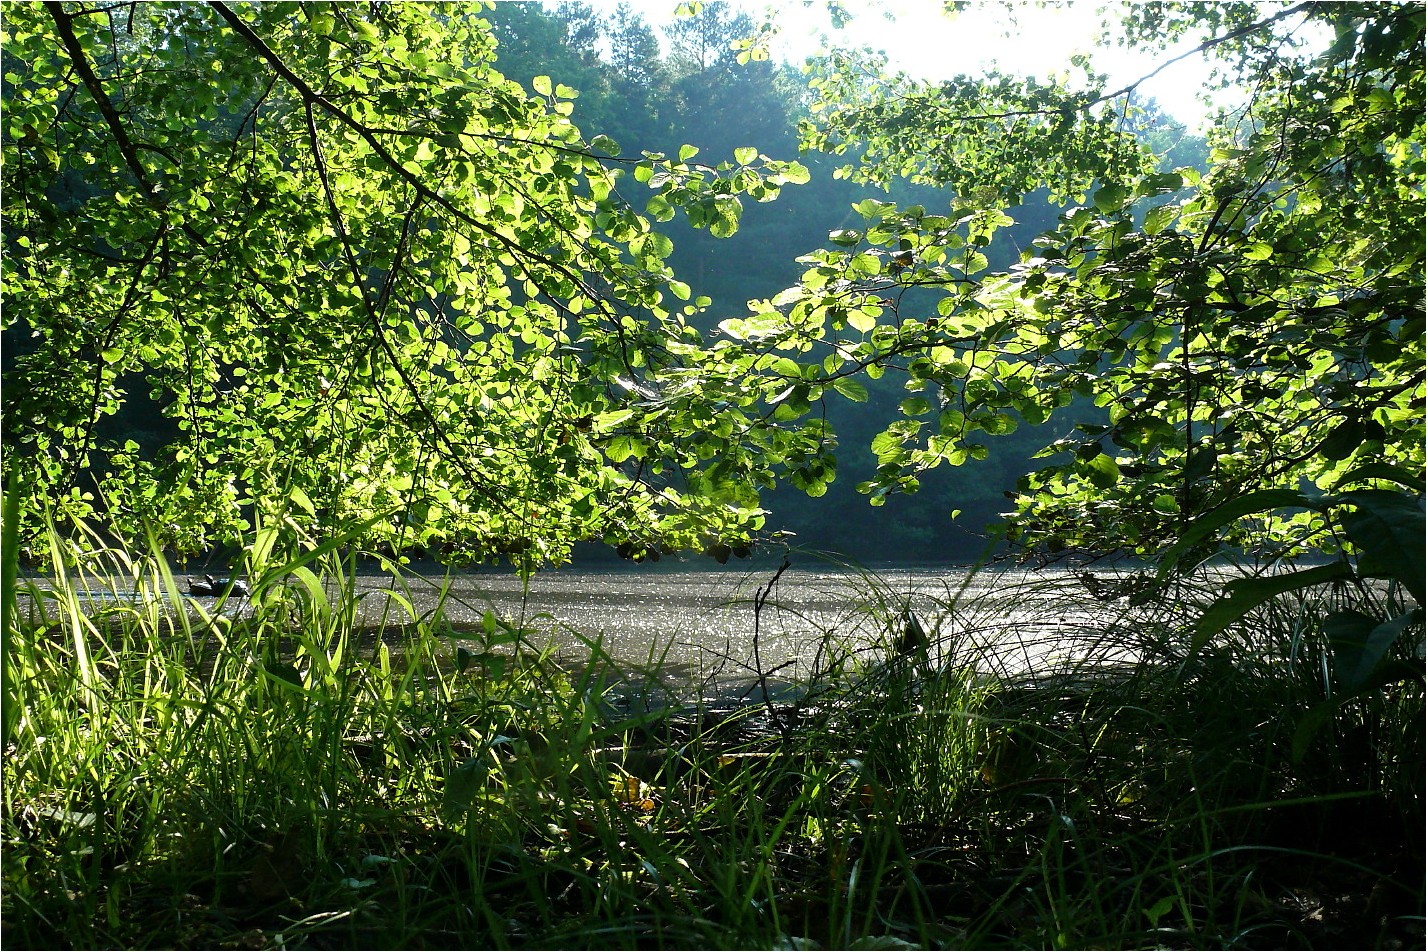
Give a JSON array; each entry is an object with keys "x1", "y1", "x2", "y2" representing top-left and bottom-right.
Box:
[
  {"x1": 1193, "y1": 562, "x2": 1354, "y2": 652},
  {"x1": 1151, "y1": 494, "x2": 1179, "y2": 514},
  {"x1": 288, "y1": 485, "x2": 316, "y2": 516},
  {"x1": 1143, "y1": 203, "x2": 1176, "y2": 235},
  {"x1": 853, "y1": 198, "x2": 889, "y2": 220},
  {"x1": 1144, "y1": 896, "x2": 1176, "y2": 927},
  {"x1": 709, "y1": 197, "x2": 741, "y2": 238},
  {"x1": 1339, "y1": 490, "x2": 1426, "y2": 602},
  {"x1": 847, "y1": 309, "x2": 877, "y2": 333},
  {"x1": 1084, "y1": 453, "x2": 1120, "y2": 488},
  {"x1": 1325, "y1": 609, "x2": 1421, "y2": 693},
  {"x1": 593, "y1": 408, "x2": 636, "y2": 432},
  {"x1": 645, "y1": 192, "x2": 674, "y2": 221},
  {"x1": 778, "y1": 162, "x2": 810, "y2": 185},
  {"x1": 1159, "y1": 490, "x2": 1320, "y2": 577},
  {"x1": 1333, "y1": 462, "x2": 1425, "y2": 493},
  {"x1": 605, "y1": 435, "x2": 646, "y2": 463},
  {"x1": 1093, "y1": 183, "x2": 1129, "y2": 213},
  {"x1": 1136, "y1": 171, "x2": 1184, "y2": 196},
  {"x1": 590, "y1": 134, "x2": 621, "y2": 156},
  {"x1": 1183, "y1": 446, "x2": 1216, "y2": 481},
  {"x1": 832, "y1": 378, "x2": 868, "y2": 402},
  {"x1": 264, "y1": 661, "x2": 306, "y2": 690},
  {"x1": 532, "y1": 75, "x2": 552, "y2": 96},
  {"x1": 1320, "y1": 418, "x2": 1366, "y2": 460},
  {"x1": 441, "y1": 756, "x2": 490, "y2": 822},
  {"x1": 734, "y1": 146, "x2": 758, "y2": 164}
]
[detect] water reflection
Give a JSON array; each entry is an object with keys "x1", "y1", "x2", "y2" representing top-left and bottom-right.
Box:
[
  {"x1": 346, "y1": 559, "x2": 1137, "y2": 696},
  {"x1": 18, "y1": 558, "x2": 1149, "y2": 703}
]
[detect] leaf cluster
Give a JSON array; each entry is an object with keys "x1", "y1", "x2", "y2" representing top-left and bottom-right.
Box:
[
  {"x1": 764, "y1": 1, "x2": 1424, "y2": 562},
  {"x1": 2, "y1": 1, "x2": 815, "y2": 566}
]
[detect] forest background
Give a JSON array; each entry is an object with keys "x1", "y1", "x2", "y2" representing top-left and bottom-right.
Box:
[
  {"x1": 4, "y1": 0, "x2": 1207, "y2": 564},
  {"x1": 481, "y1": 0, "x2": 1209, "y2": 562},
  {"x1": 9, "y1": 0, "x2": 1417, "y2": 574}
]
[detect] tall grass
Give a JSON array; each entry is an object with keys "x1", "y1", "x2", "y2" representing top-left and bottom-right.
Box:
[{"x1": 3, "y1": 513, "x2": 1421, "y2": 949}]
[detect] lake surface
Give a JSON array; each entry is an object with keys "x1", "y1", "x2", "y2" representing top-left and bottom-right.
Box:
[
  {"x1": 18, "y1": 556, "x2": 1150, "y2": 701},
  {"x1": 303, "y1": 558, "x2": 1148, "y2": 701}
]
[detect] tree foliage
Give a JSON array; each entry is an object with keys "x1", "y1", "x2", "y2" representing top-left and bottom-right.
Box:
[
  {"x1": 3, "y1": 1, "x2": 1421, "y2": 574},
  {"x1": 2, "y1": 1, "x2": 810, "y2": 566},
  {"x1": 751, "y1": 0, "x2": 1423, "y2": 563}
]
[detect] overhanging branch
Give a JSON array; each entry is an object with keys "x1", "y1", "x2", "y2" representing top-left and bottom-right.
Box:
[{"x1": 45, "y1": 2, "x2": 210, "y2": 247}]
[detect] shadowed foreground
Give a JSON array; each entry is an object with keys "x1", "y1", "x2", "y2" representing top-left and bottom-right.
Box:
[{"x1": 4, "y1": 550, "x2": 1422, "y2": 950}]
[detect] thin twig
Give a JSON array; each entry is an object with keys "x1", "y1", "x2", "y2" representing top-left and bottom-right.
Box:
[{"x1": 751, "y1": 556, "x2": 794, "y2": 744}]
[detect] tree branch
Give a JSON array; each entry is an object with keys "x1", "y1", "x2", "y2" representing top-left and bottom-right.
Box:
[
  {"x1": 300, "y1": 99, "x2": 527, "y2": 535},
  {"x1": 831, "y1": 1, "x2": 1318, "y2": 125},
  {"x1": 45, "y1": 2, "x2": 158, "y2": 202},
  {"x1": 205, "y1": 1, "x2": 607, "y2": 313},
  {"x1": 45, "y1": 2, "x2": 211, "y2": 246}
]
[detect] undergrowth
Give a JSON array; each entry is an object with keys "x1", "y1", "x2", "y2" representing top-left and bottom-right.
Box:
[{"x1": 2, "y1": 519, "x2": 1422, "y2": 950}]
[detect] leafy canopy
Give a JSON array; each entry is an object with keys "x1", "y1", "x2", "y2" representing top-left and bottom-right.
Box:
[
  {"x1": 3, "y1": 1, "x2": 1421, "y2": 573},
  {"x1": 3, "y1": 1, "x2": 810, "y2": 566},
  {"x1": 738, "y1": 0, "x2": 1423, "y2": 563}
]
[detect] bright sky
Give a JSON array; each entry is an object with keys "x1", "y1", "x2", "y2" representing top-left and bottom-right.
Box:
[{"x1": 575, "y1": 0, "x2": 1240, "y2": 130}]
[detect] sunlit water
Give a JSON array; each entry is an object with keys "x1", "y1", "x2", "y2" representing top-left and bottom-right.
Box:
[
  {"x1": 402, "y1": 561, "x2": 1130, "y2": 678},
  {"x1": 18, "y1": 557, "x2": 1150, "y2": 703}
]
